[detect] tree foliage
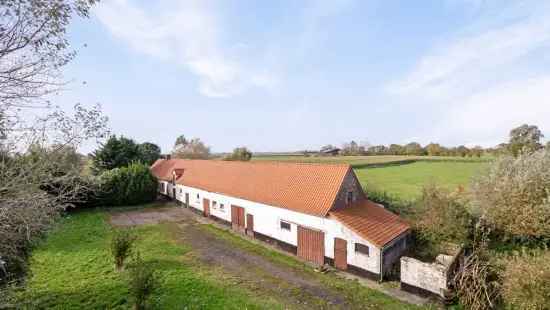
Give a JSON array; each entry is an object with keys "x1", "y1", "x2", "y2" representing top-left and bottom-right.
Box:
[
  {"x1": 91, "y1": 136, "x2": 161, "y2": 172},
  {"x1": 174, "y1": 134, "x2": 188, "y2": 147},
  {"x1": 508, "y1": 124, "x2": 544, "y2": 157},
  {"x1": 412, "y1": 184, "x2": 472, "y2": 257},
  {"x1": 99, "y1": 163, "x2": 157, "y2": 207},
  {"x1": 137, "y1": 142, "x2": 161, "y2": 165},
  {"x1": 172, "y1": 137, "x2": 210, "y2": 159},
  {"x1": 470, "y1": 149, "x2": 550, "y2": 240},
  {"x1": 341, "y1": 140, "x2": 365, "y2": 155},
  {"x1": 0, "y1": 0, "x2": 104, "y2": 282},
  {"x1": 91, "y1": 136, "x2": 139, "y2": 173},
  {"x1": 224, "y1": 147, "x2": 252, "y2": 161}
]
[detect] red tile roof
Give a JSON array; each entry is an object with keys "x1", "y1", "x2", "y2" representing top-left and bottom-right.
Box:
[
  {"x1": 151, "y1": 159, "x2": 350, "y2": 217},
  {"x1": 330, "y1": 200, "x2": 410, "y2": 247}
]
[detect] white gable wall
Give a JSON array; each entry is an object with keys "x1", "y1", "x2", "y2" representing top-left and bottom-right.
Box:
[{"x1": 174, "y1": 183, "x2": 382, "y2": 275}]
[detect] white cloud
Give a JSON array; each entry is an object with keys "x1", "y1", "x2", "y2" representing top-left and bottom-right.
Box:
[
  {"x1": 388, "y1": 15, "x2": 550, "y2": 97},
  {"x1": 387, "y1": 1, "x2": 550, "y2": 146},
  {"x1": 95, "y1": 0, "x2": 277, "y2": 98}
]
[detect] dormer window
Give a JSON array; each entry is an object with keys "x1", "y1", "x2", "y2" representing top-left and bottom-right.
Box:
[{"x1": 346, "y1": 191, "x2": 354, "y2": 204}]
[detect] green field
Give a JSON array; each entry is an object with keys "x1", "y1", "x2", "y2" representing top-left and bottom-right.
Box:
[
  {"x1": 355, "y1": 161, "x2": 486, "y2": 200},
  {"x1": 253, "y1": 155, "x2": 489, "y2": 199},
  {"x1": 7, "y1": 204, "x2": 425, "y2": 309}
]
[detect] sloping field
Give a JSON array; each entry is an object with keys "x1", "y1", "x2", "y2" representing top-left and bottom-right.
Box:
[
  {"x1": 252, "y1": 155, "x2": 488, "y2": 168},
  {"x1": 355, "y1": 161, "x2": 487, "y2": 200},
  {"x1": 253, "y1": 155, "x2": 488, "y2": 199}
]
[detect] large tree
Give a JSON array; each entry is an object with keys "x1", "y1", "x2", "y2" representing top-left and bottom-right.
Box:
[
  {"x1": 508, "y1": 124, "x2": 544, "y2": 157},
  {"x1": 404, "y1": 142, "x2": 424, "y2": 156},
  {"x1": 91, "y1": 136, "x2": 140, "y2": 173},
  {"x1": 174, "y1": 134, "x2": 188, "y2": 147},
  {"x1": 172, "y1": 138, "x2": 210, "y2": 159},
  {"x1": 138, "y1": 142, "x2": 161, "y2": 165},
  {"x1": 0, "y1": 0, "x2": 105, "y2": 281}
]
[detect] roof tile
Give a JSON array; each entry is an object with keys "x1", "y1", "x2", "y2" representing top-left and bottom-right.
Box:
[{"x1": 330, "y1": 200, "x2": 410, "y2": 247}]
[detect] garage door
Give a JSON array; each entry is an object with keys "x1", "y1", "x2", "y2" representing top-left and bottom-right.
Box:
[{"x1": 297, "y1": 226, "x2": 325, "y2": 265}]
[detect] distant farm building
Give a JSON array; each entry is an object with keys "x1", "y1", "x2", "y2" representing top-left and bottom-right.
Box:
[
  {"x1": 151, "y1": 159, "x2": 410, "y2": 280},
  {"x1": 320, "y1": 147, "x2": 341, "y2": 156}
]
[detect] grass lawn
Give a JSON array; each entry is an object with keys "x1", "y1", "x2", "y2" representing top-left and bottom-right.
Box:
[
  {"x1": 355, "y1": 161, "x2": 487, "y2": 200},
  {"x1": 9, "y1": 209, "x2": 282, "y2": 309},
  {"x1": 7, "y1": 205, "x2": 428, "y2": 309}
]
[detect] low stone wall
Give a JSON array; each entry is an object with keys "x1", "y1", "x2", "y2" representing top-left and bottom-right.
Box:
[
  {"x1": 400, "y1": 256, "x2": 450, "y2": 298},
  {"x1": 400, "y1": 246, "x2": 462, "y2": 299}
]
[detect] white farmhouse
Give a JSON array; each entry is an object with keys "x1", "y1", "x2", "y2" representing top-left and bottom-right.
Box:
[{"x1": 151, "y1": 159, "x2": 410, "y2": 280}]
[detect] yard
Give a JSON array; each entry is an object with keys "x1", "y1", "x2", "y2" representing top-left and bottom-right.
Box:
[
  {"x1": 253, "y1": 155, "x2": 488, "y2": 199},
  {"x1": 7, "y1": 203, "x2": 431, "y2": 309}
]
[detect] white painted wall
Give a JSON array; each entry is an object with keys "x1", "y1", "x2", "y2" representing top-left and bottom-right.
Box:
[{"x1": 174, "y1": 184, "x2": 382, "y2": 274}]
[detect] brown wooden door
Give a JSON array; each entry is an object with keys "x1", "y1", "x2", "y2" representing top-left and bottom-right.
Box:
[
  {"x1": 231, "y1": 205, "x2": 245, "y2": 232},
  {"x1": 203, "y1": 198, "x2": 210, "y2": 217},
  {"x1": 246, "y1": 214, "x2": 254, "y2": 236},
  {"x1": 334, "y1": 238, "x2": 348, "y2": 270},
  {"x1": 297, "y1": 226, "x2": 325, "y2": 265},
  {"x1": 185, "y1": 193, "x2": 189, "y2": 207}
]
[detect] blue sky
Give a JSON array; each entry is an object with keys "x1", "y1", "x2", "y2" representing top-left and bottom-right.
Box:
[{"x1": 56, "y1": 0, "x2": 550, "y2": 153}]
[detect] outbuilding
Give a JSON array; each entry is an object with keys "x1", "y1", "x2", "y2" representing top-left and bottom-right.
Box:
[{"x1": 151, "y1": 159, "x2": 410, "y2": 280}]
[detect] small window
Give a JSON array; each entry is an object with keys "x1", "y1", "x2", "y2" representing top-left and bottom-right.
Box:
[
  {"x1": 212, "y1": 201, "x2": 217, "y2": 208},
  {"x1": 219, "y1": 203, "x2": 225, "y2": 210},
  {"x1": 196, "y1": 194, "x2": 199, "y2": 199},
  {"x1": 355, "y1": 243, "x2": 369, "y2": 256},
  {"x1": 346, "y1": 191, "x2": 354, "y2": 204},
  {"x1": 280, "y1": 221, "x2": 291, "y2": 231}
]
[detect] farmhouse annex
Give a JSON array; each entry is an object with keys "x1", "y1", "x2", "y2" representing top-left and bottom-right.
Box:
[{"x1": 151, "y1": 159, "x2": 410, "y2": 280}]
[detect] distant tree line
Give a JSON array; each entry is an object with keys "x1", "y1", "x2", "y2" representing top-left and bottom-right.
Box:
[{"x1": 329, "y1": 124, "x2": 546, "y2": 158}]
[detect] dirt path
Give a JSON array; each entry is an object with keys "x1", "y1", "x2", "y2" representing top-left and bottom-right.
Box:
[{"x1": 109, "y1": 204, "x2": 424, "y2": 309}]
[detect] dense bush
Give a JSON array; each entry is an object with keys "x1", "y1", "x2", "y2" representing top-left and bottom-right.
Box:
[
  {"x1": 110, "y1": 229, "x2": 136, "y2": 271},
  {"x1": 363, "y1": 187, "x2": 413, "y2": 217},
  {"x1": 502, "y1": 250, "x2": 550, "y2": 309},
  {"x1": 412, "y1": 184, "x2": 472, "y2": 257},
  {"x1": 100, "y1": 163, "x2": 158, "y2": 206},
  {"x1": 470, "y1": 149, "x2": 550, "y2": 241},
  {"x1": 91, "y1": 136, "x2": 161, "y2": 174}
]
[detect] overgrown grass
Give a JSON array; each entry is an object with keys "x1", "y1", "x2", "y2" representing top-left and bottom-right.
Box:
[
  {"x1": 6, "y1": 211, "x2": 283, "y2": 309},
  {"x1": 4, "y1": 208, "x2": 427, "y2": 309}
]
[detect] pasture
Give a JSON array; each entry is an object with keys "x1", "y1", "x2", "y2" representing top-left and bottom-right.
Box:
[{"x1": 253, "y1": 155, "x2": 488, "y2": 199}]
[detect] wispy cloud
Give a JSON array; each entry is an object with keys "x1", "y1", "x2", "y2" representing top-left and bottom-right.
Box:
[
  {"x1": 95, "y1": 0, "x2": 277, "y2": 98},
  {"x1": 387, "y1": 1, "x2": 550, "y2": 146}
]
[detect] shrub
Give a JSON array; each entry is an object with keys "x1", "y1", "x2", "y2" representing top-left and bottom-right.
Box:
[
  {"x1": 412, "y1": 184, "x2": 472, "y2": 257},
  {"x1": 110, "y1": 229, "x2": 136, "y2": 271},
  {"x1": 128, "y1": 253, "x2": 156, "y2": 310},
  {"x1": 363, "y1": 187, "x2": 414, "y2": 217},
  {"x1": 502, "y1": 249, "x2": 550, "y2": 309},
  {"x1": 470, "y1": 149, "x2": 550, "y2": 241},
  {"x1": 100, "y1": 163, "x2": 157, "y2": 206}
]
